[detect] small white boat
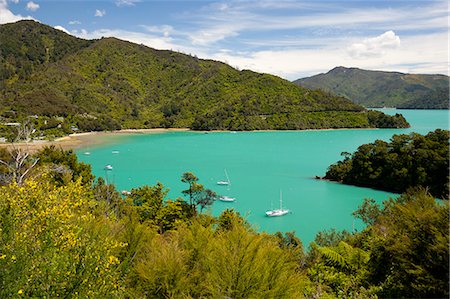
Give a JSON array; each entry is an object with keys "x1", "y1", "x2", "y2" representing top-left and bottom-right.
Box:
[
  {"x1": 112, "y1": 150, "x2": 120, "y2": 154},
  {"x1": 104, "y1": 164, "x2": 113, "y2": 170},
  {"x1": 219, "y1": 196, "x2": 236, "y2": 202},
  {"x1": 217, "y1": 169, "x2": 231, "y2": 186},
  {"x1": 266, "y1": 191, "x2": 289, "y2": 217},
  {"x1": 121, "y1": 190, "x2": 131, "y2": 195},
  {"x1": 83, "y1": 152, "x2": 91, "y2": 155}
]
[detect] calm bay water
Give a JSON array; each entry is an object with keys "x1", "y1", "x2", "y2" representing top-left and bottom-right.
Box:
[{"x1": 77, "y1": 109, "x2": 449, "y2": 244}]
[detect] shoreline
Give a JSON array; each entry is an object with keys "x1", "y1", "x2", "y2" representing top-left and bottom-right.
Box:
[
  {"x1": 0, "y1": 127, "x2": 381, "y2": 152},
  {"x1": 0, "y1": 128, "x2": 190, "y2": 152}
]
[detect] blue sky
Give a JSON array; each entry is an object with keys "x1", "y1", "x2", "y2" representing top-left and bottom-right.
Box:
[{"x1": 1, "y1": 0, "x2": 448, "y2": 80}]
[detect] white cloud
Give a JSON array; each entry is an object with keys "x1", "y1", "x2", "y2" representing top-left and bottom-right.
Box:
[
  {"x1": 116, "y1": 0, "x2": 139, "y2": 7},
  {"x1": 347, "y1": 31, "x2": 401, "y2": 59},
  {"x1": 10, "y1": 0, "x2": 19, "y2": 4},
  {"x1": 188, "y1": 24, "x2": 242, "y2": 45},
  {"x1": 54, "y1": 25, "x2": 70, "y2": 34},
  {"x1": 142, "y1": 25, "x2": 174, "y2": 37},
  {"x1": 26, "y1": 1, "x2": 39, "y2": 11},
  {"x1": 95, "y1": 9, "x2": 105, "y2": 17},
  {"x1": 74, "y1": 28, "x2": 178, "y2": 51},
  {"x1": 69, "y1": 20, "x2": 81, "y2": 25},
  {"x1": 210, "y1": 31, "x2": 448, "y2": 80},
  {"x1": 180, "y1": 1, "x2": 447, "y2": 47},
  {"x1": 0, "y1": 0, "x2": 33, "y2": 24}
]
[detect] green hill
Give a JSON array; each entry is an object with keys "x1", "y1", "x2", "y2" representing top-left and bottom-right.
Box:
[
  {"x1": 294, "y1": 67, "x2": 449, "y2": 109},
  {"x1": 0, "y1": 21, "x2": 409, "y2": 135}
]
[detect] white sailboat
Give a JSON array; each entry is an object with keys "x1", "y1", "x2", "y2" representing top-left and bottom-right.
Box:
[
  {"x1": 218, "y1": 195, "x2": 236, "y2": 202},
  {"x1": 266, "y1": 190, "x2": 289, "y2": 217},
  {"x1": 217, "y1": 169, "x2": 231, "y2": 186}
]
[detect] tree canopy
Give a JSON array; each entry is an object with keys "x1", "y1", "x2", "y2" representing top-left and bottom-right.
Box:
[{"x1": 325, "y1": 129, "x2": 449, "y2": 199}]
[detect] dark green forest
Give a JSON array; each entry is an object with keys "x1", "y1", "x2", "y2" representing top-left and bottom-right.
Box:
[
  {"x1": 295, "y1": 66, "x2": 449, "y2": 109},
  {"x1": 0, "y1": 146, "x2": 447, "y2": 298},
  {"x1": 325, "y1": 129, "x2": 449, "y2": 199},
  {"x1": 0, "y1": 21, "x2": 408, "y2": 139}
]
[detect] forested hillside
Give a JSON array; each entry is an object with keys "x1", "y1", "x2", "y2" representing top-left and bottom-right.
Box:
[
  {"x1": 0, "y1": 21, "x2": 408, "y2": 138},
  {"x1": 0, "y1": 20, "x2": 92, "y2": 84},
  {"x1": 0, "y1": 146, "x2": 447, "y2": 298},
  {"x1": 295, "y1": 67, "x2": 449, "y2": 109},
  {"x1": 324, "y1": 129, "x2": 449, "y2": 199}
]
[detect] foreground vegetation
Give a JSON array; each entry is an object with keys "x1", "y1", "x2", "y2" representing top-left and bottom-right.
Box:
[
  {"x1": 295, "y1": 66, "x2": 449, "y2": 109},
  {"x1": 0, "y1": 21, "x2": 408, "y2": 141},
  {"x1": 0, "y1": 144, "x2": 447, "y2": 298},
  {"x1": 325, "y1": 129, "x2": 449, "y2": 199}
]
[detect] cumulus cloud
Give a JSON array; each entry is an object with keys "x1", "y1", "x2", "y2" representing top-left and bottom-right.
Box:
[
  {"x1": 54, "y1": 25, "x2": 70, "y2": 34},
  {"x1": 347, "y1": 31, "x2": 401, "y2": 59},
  {"x1": 116, "y1": 0, "x2": 139, "y2": 7},
  {"x1": 10, "y1": 0, "x2": 19, "y2": 4},
  {"x1": 95, "y1": 9, "x2": 105, "y2": 17},
  {"x1": 0, "y1": 0, "x2": 33, "y2": 24},
  {"x1": 69, "y1": 20, "x2": 81, "y2": 25},
  {"x1": 26, "y1": 1, "x2": 39, "y2": 11}
]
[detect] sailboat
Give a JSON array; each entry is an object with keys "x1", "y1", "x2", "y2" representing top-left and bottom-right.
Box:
[
  {"x1": 218, "y1": 195, "x2": 236, "y2": 202},
  {"x1": 217, "y1": 169, "x2": 231, "y2": 186},
  {"x1": 266, "y1": 190, "x2": 289, "y2": 217}
]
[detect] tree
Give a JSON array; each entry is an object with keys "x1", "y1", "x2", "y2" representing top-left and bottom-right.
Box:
[
  {"x1": 128, "y1": 183, "x2": 167, "y2": 222},
  {"x1": 352, "y1": 198, "x2": 381, "y2": 226},
  {"x1": 364, "y1": 188, "x2": 449, "y2": 298},
  {"x1": 0, "y1": 121, "x2": 39, "y2": 185},
  {"x1": 181, "y1": 172, "x2": 216, "y2": 213},
  {"x1": 196, "y1": 189, "x2": 217, "y2": 213},
  {"x1": 181, "y1": 172, "x2": 202, "y2": 208},
  {"x1": 325, "y1": 130, "x2": 449, "y2": 199}
]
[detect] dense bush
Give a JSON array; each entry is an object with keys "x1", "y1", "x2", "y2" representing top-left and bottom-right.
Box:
[{"x1": 325, "y1": 129, "x2": 449, "y2": 199}]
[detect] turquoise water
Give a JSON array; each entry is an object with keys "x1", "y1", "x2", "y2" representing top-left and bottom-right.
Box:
[{"x1": 77, "y1": 109, "x2": 449, "y2": 244}]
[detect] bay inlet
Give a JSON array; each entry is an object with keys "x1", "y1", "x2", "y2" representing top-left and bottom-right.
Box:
[{"x1": 77, "y1": 109, "x2": 449, "y2": 244}]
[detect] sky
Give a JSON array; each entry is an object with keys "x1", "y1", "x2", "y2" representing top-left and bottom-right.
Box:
[{"x1": 0, "y1": 0, "x2": 448, "y2": 80}]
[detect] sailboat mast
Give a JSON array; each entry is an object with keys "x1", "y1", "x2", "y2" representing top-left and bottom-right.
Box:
[
  {"x1": 225, "y1": 169, "x2": 230, "y2": 185},
  {"x1": 280, "y1": 190, "x2": 282, "y2": 209}
]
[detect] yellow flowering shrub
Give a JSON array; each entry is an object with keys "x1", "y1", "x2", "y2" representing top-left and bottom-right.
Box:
[{"x1": 0, "y1": 177, "x2": 126, "y2": 298}]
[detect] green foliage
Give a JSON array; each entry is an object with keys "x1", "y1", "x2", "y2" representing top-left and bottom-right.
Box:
[
  {"x1": 35, "y1": 145, "x2": 94, "y2": 186},
  {"x1": 128, "y1": 183, "x2": 167, "y2": 221},
  {"x1": 367, "y1": 110, "x2": 409, "y2": 128},
  {"x1": 129, "y1": 211, "x2": 306, "y2": 298},
  {"x1": 181, "y1": 171, "x2": 216, "y2": 213},
  {"x1": 314, "y1": 228, "x2": 352, "y2": 247},
  {"x1": 0, "y1": 21, "x2": 408, "y2": 133},
  {"x1": 0, "y1": 20, "x2": 92, "y2": 84},
  {"x1": 306, "y1": 241, "x2": 376, "y2": 298},
  {"x1": 357, "y1": 189, "x2": 449, "y2": 298},
  {"x1": 325, "y1": 129, "x2": 449, "y2": 199},
  {"x1": 352, "y1": 198, "x2": 381, "y2": 226},
  {"x1": 216, "y1": 208, "x2": 249, "y2": 231},
  {"x1": 295, "y1": 66, "x2": 449, "y2": 109},
  {"x1": 0, "y1": 147, "x2": 447, "y2": 298}
]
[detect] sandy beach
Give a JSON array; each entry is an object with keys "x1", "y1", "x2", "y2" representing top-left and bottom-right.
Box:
[
  {"x1": 0, "y1": 126, "x2": 377, "y2": 152},
  {"x1": 0, "y1": 128, "x2": 190, "y2": 152}
]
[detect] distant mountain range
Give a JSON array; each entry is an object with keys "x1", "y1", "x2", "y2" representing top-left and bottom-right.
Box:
[
  {"x1": 294, "y1": 67, "x2": 449, "y2": 109},
  {"x1": 0, "y1": 21, "x2": 409, "y2": 132}
]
